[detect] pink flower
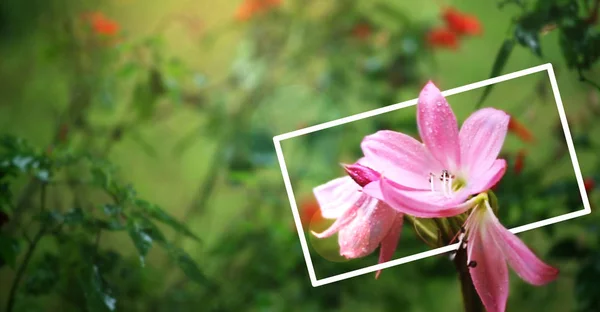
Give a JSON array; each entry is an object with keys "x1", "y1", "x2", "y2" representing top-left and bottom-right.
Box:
[
  {"x1": 456, "y1": 195, "x2": 559, "y2": 312},
  {"x1": 361, "y1": 81, "x2": 509, "y2": 218},
  {"x1": 312, "y1": 159, "x2": 403, "y2": 278}
]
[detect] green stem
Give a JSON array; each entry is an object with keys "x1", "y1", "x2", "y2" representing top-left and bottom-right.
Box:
[
  {"x1": 453, "y1": 247, "x2": 485, "y2": 312},
  {"x1": 5, "y1": 184, "x2": 48, "y2": 312}
]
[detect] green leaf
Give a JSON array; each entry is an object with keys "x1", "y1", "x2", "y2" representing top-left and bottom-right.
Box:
[
  {"x1": 135, "y1": 199, "x2": 200, "y2": 242},
  {"x1": 514, "y1": 24, "x2": 542, "y2": 57},
  {"x1": 165, "y1": 244, "x2": 210, "y2": 287},
  {"x1": 127, "y1": 219, "x2": 153, "y2": 266},
  {"x1": 79, "y1": 265, "x2": 116, "y2": 312},
  {"x1": 24, "y1": 253, "x2": 60, "y2": 296},
  {"x1": 63, "y1": 208, "x2": 85, "y2": 225},
  {"x1": 0, "y1": 233, "x2": 20, "y2": 268},
  {"x1": 476, "y1": 39, "x2": 515, "y2": 108},
  {"x1": 102, "y1": 204, "x2": 122, "y2": 217},
  {"x1": 559, "y1": 19, "x2": 600, "y2": 71}
]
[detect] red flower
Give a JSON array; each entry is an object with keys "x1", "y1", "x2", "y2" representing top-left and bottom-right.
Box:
[
  {"x1": 81, "y1": 12, "x2": 120, "y2": 36},
  {"x1": 426, "y1": 27, "x2": 459, "y2": 50},
  {"x1": 299, "y1": 197, "x2": 324, "y2": 230},
  {"x1": 235, "y1": 0, "x2": 281, "y2": 21},
  {"x1": 442, "y1": 7, "x2": 482, "y2": 36},
  {"x1": 352, "y1": 23, "x2": 371, "y2": 40},
  {"x1": 584, "y1": 177, "x2": 595, "y2": 193},
  {"x1": 514, "y1": 149, "x2": 526, "y2": 175},
  {"x1": 508, "y1": 116, "x2": 535, "y2": 143}
]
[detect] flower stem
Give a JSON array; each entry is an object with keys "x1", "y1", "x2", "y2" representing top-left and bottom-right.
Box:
[{"x1": 453, "y1": 247, "x2": 485, "y2": 312}]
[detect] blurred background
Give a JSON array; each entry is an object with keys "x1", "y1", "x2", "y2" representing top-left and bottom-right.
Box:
[{"x1": 0, "y1": 0, "x2": 599, "y2": 311}]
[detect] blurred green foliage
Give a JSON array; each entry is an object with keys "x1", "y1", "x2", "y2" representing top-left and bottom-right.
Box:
[{"x1": 0, "y1": 0, "x2": 599, "y2": 311}]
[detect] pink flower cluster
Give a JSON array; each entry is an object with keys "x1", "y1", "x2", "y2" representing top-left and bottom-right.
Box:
[{"x1": 311, "y1": 81, "x2": 558, "y2": 312}]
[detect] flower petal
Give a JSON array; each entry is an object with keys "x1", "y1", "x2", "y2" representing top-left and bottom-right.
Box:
[
  {"x1": 417, "y1": 81, "x2": 461, "y2": 171},
  {"x1": 459, "y1": 108, "x2": 510, "y2": 179},
  {"x1": 486, "y1": 207, "x2": 559, "y2": 285},
  {"x1": 468, "y1": 210, "x2": 510, "y2": 312},
  {"x1": 361, "y1": 130, "x2": 442, "y2": 189},
  {"x1": 466, "y1": 159, "x2": 507, "y2": 194},
  {"x1": 375, "y1": 211, "x2": 404, "y2": 279},
  {"x1": 338, "y1": 198, "x2": 397, "y2": 258},
  {"x1": 313, "y1": 177, "x2": 362, "y2": 219},
  {"x1": 363, "y1": 179, "x2": 476, "y2": 218},
  {"x1": 311, "y1": 203, "x2": 360, "y2": 239}
]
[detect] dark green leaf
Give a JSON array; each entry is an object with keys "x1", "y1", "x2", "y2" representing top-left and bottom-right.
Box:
[
  {"x1": 559, "y1": 19, "x2": 600, "y2": 71},
  {"x1": 515, "y1": 24, "x2": 542, "y2": 57},
  {"x1": 0, "y1": 233, "x2": 20, "y2": 268},
  {"x1": 24, "y1": 253, "x2": 60, "y2": 296},
  {"x1": 92, "y1": 219, "x2": 126, "y2": 231},
  {"x1": 63, "y1": 208, "x2": 85, "y2": 225},
  {"x1": 102, "y1": 204, "x2": 122, "y2": 217},
  {"x1": 165, "y1": 244, "x2": 210, "y2": 287},
  {"x1": 135, "y1": 199, "x2": 200, "y2": 242},
  {"x1": 127, "y1": 219, "x2": 153, "y2": 266},
  {"x1": 79, "y1": 265, "x2": 116, "y2": 312},
  {"x1": 476, "y1": 39, "x2": 515, "y2": 108}
]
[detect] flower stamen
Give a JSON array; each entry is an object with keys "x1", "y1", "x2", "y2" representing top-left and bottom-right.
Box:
[{"x1": 429, "y1": 173, "x2": 436, "y2": 192}]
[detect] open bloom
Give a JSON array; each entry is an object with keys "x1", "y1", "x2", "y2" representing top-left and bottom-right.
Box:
[
  {"x1": 454, "y1": 195, "x2": 559, "y2": 312},
  {"x1": 312, "y1": 159, "x2": 403, "y2": 278},
  {"x1": 362, "y1": 81, "x2": 509, "y2": 218}
]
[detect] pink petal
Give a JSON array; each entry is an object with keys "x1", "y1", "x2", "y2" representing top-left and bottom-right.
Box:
[
  {"x1": 466, "y1": 159, "x2": 507, "y2": 195},
  {"x1": 338, "y1": 198, "x2": 397, "y2": 258},
  {"x1": 486, "y1": 209, "x2": 559, "y2": 285},
  {"x1": 417, "y1": 81, "x2": 461, "y2": 171},
  {"x1": 361, "y1": 130, "x2": 442, "y2": 189},
  {"x1": 311, "y1": 202, "x2": 360, "y2": 239},
  {"x1": 363, "y1": 179, "x2": 476, "y2": 218},
  {"x1": 459, "y1": 108, "x2": 510, "y2": 179},
  {"x1": 375, "y1": 211, "x2": 404, "y2": 279},
  {"x1": 313, "y1": 177, "x2": 362, "y2": 219},
  {"x1": 344, "y1": 163, "x2": 380, "y2": 187},
  {"x1": 468, "y1": 213, "x2": 510, "y2": 312}
]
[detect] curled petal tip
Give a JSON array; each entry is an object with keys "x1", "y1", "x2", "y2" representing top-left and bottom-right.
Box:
[{"x1": 310, "y1": 230, "x2": 326, "y2": 239}]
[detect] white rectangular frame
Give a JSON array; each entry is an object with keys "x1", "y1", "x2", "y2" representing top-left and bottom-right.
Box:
[{"x1": 272, "y1": 63, "x2": 592, "y2": 287}]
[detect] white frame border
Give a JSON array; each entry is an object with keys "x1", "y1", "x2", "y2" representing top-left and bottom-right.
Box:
[{"x1": 272, "y1": 63, "x2": 592, "y2": 287}]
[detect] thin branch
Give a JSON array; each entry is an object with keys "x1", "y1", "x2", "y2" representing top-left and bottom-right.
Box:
[{"x1": 6, "y1": 184, "x2": 48, "y2": 312}]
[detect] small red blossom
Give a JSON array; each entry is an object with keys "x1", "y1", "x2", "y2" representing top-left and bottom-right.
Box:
[
  {"x1": 352, "y1": 23, "x2": 372, "y2": 40},
  {"x1": 82, "y1": 12, "x2": 120, "y2": 36},
  {"x1": 235, "y1": 0, "x2": 281, "y2": 21},
  {"x1": 299, "y1": 197, "x2": 324, "y2": 230},
  {"x1": 426, "y1": 27, "x2": 459, "y2": 50},
  {"x1": 442, "y1": 7, "x2": 482, "y2": 36},
  {"x1": 508, "y1": 116, "x2": 535, "y2": 143},
  {"x1": 584, "y1": 177, "x2": 595, "y2": 193},
  {"x1": 514, "y1": 149, "x2": 526, "y2": 175}
]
